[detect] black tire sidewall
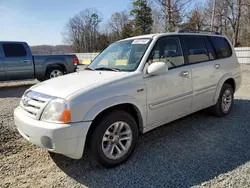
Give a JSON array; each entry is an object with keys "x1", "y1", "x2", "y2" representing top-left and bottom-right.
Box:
[
  {"x1": 217, "y1": 83, "x2": 234, "y2": 116},
  {"x1": 90, "y1": 110, "x2": 139, "y2": 168},
  {"x1": 45, "y1": 66, "x2": 63, "y2": 80}
]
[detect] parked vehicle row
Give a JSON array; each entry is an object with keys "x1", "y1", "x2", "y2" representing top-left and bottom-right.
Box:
[
  {"x1": 0, "y1": 41, "x2": 79, "y2": 82},
  {"x1": 14, "y1": 30, "x2": 241, "y2": 168}
]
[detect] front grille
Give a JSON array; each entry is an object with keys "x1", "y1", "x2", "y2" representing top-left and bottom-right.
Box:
[{"x1": 20, "y1": 90, "x2": 53, "y2": 118}]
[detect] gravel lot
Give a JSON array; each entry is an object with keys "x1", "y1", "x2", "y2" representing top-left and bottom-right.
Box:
[{"x1": 1, "y1": 65, "x2": 250, "y2": 188}]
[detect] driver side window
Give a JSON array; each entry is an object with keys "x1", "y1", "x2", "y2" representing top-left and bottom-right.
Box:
[{"x1": 149, "y1": 36, "x2": 185, "y2": 69}]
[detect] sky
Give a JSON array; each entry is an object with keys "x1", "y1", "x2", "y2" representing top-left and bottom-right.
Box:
[
  {"x1": 0, "y1": 0, "x2": 203, "y2": 46},
  {"x1": 0, "y1": 0, "x2": 132, "y2": 45}
]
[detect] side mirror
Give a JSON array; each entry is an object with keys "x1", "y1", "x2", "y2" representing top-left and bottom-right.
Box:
[{"x1": 147, "y1": 62, "x2": 168, "y2": 76}]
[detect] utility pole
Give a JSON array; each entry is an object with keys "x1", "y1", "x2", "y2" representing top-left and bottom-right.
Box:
[{"x1": 211, "y1": 0, "x2": 216, "y2": 31}]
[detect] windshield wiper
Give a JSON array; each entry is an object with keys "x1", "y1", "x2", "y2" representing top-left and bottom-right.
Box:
[{"x1": 94, "y1": 67, "x2": 120, "y2": 72}]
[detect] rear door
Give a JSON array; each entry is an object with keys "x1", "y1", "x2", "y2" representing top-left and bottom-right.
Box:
[
  {"x1": 0, "y1": 44, "x2": 6, "y2": 81},
  {"x1": 208, "y1": 36, "x2": 232, "y2": 78},
  {"x1": 180, "y1": 35, "x2": 220, "y2": 111},
  {"x1": 2, "y1": 43, "x2": 34, "y2": 80}
]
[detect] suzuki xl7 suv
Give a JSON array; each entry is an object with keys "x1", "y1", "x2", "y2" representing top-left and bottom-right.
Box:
[{"x1": 14, "y1": 30, "x2": 241, "y2": 168}]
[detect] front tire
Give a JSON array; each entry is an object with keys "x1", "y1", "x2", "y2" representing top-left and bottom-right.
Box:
[
  {"x1": 209, "y1": 83, "x2": 234, "y2": 117},
  {"x1": 90, "y1": 110, "x2": 139, "y2": 168}
]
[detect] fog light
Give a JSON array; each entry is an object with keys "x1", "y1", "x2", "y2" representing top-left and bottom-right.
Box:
[{"x1": 41, "y1": 136, "x2": 54, "y2": 149}]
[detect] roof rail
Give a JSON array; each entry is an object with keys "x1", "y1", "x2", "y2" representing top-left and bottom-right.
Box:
[{"x1": 176, "y1": 29, "x2": 221, "y2": 35}]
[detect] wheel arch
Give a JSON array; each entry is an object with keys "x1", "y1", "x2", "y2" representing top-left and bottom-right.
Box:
[
  {"x1": 213, "y1": 73, "x2": 236, "y2": 102},
  {"x1": 45, "y1": 63, "x2": 67, "y2": 75},
  {"x1": 84, "y1": 97, "x2": 146, "y2": 148}
]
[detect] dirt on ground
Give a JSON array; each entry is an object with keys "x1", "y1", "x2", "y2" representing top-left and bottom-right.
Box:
[{"x1": 1, "y1": 65, "x2": 250, "y2": 188}]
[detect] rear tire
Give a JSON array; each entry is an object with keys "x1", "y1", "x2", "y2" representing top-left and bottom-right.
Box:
[
  {"x1": 90, "y1": 110, "x2": 139, "y2": 168},
  {"x1": 44, "y1": 66, "x2": 64, "y2": 80},
  {"x1": 209, "y1": 83, "x2": 234, "y2": 117}
]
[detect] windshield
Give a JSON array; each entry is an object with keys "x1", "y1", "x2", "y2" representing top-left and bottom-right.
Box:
[{"x1": 87, "y1": 38, "x2": 152, "y2": 72}]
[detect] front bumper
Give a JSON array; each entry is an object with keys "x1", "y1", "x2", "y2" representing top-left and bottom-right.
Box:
[{"x1": 14, "y1": 106, "x2": 92, "y2": 159}]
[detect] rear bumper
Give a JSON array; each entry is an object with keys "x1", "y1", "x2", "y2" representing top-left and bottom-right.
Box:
[{"x1": 14, "y1": 106, "x2": 92, "y2": 159}]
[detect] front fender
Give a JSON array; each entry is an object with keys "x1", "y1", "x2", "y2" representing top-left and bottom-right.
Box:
[
  {"x1": 83, "y1": 95, "x2": 147, "y2": 128},
  {"x1": 213, "y1": 73, "x2": 235, "y2": 102}
]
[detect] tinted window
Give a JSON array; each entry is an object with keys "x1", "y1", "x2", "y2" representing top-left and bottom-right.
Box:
[
  {"x1": 2, "y1": 43, "x2": 27, "y2": 57},
  {"x1": 149, "y1": 36, "x2": 184, "y2": 69},
  {"x1": 182, "y1": 36, "x2": 209, "y2": 64},
  {"x1": 205, "y1": 37, "x2": 217, "y2": 60},
  {"x1": 0, "y1": 46, "x2": 3, "y2": 57},
  {"x1": 209, "y1": 36, "x2": 232, "y2": 58}
]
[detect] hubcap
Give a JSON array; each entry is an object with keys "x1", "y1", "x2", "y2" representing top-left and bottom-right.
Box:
[
  {"x1": 101, "y1": 121, "x2": 132, "y2": 160},
  {"x1": 221, "y1": 89, "x2": 232, "y2": 113},
  {"x1": 50, "y1": 70, "x2": 63, "y2": 78}
]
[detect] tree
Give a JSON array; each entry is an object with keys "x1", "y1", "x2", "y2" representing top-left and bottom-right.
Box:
[
  {"x1": 156, "y1": 0, "x2": 191, "y2": 32},
  {"x1": 97, "y1": 33, "x2": 110, "y2": 51},
  {"x1": 151, "y1": 7, "x2": 165, "y2": 33},
  {"x1": 130, "y1": 0, "x2": 154, "y2": 35},
  {"x1": 108, "y1": 11, "x2": 130, "y2": 40},
  {"x1": 183, "y1": 8, "x2": 206, "y2": 30},
  {"x1": 121, "y1": 21, "x2": 135, "y2": 38},
  {"x1": 203, "y1": 0, "x2": 248, "y2": 46},
  {"x1": 227, "y1": 0, "x2": 244, "y2": 46},
  {"x1": 62, "y1": 8, "x2": 102, "y2": 52}
]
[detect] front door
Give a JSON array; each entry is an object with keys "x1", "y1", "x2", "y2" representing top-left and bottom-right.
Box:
[
  {"x1": 144, "y1": 36, "x2": 193, "y2": 129},
  {"x1": 2, "y1": 43, "x2": 34, "y2": 81}
]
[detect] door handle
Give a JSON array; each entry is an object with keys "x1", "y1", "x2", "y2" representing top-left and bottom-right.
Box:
[
  {"x1": 22, "y1": 60, "x2": 30, "y2": 63},
  {"x1": 214, "y1": 64, "x2": 220, "y2": 69},
  {"x1": 179, "y1": 71, "x2": 189, "y2": 78}
]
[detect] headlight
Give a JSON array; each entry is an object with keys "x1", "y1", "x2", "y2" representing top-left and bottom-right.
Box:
[{"x1": 40, "y1": 98, "x2": 71, "y2": 123}]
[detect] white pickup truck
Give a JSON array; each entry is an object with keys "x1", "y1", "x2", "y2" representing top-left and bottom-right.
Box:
[{"x1": 14, "y1": 30, "x2": 241, "y2": 168}]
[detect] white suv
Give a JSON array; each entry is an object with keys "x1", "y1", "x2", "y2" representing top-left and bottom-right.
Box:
[{"x1": 14, "y1": 30, "x2": 241, "y2": 168}]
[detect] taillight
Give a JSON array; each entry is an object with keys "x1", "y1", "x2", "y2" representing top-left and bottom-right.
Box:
[{"x1": 73, "y1": 57, "x2": 79, "y2": 65}]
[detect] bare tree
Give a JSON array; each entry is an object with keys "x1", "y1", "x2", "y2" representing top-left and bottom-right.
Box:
[
  {"x1": 204, "y1": 0, "x2": 248, "y2": 46},
  {"x1": 108, "y1": 11, "x2": 129, "y2": 39},
  {"x1": 62, "y1": 14, "x2": 82, "y2": 52},
  {"x1": 226, "y1": 0, "x2": 244, "y2": 46},
  {"x1": 156, "y1": 0, "x2": 192, "y2": 31},
  {"x1": 151, "y1": 8, "x2": 165, "y2": 33},
  {"x1": 62, "y1": 8, "x2": 102, "y2": 52},
  {"x1": 183, "y1": 8, "x2": 206, "y2": 30}
]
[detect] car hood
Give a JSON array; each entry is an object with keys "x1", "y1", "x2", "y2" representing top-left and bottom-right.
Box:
[{"x1": 30, "y1": 70, "x2": 128, "y2": 98}]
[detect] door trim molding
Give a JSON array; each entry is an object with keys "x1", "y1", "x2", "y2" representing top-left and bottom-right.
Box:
[
  {"x1": 194, "y1": 84, "x2": 217, "y2": 96},
  {"x1": 148, "y1": 91, "x2": 193, "y2": 110}
]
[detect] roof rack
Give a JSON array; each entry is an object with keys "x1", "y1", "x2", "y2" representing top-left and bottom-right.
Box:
[{"x1": 176, "y1": 29, "x2": 221, "y2": 35}]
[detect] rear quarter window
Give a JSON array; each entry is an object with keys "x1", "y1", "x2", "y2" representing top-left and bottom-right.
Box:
[
  {"x1": 208, "y1": 36, "x2": 232, "y2": 59},
  {"x1": 2, "y1": 43, "x2": 27, "y2": 57}
]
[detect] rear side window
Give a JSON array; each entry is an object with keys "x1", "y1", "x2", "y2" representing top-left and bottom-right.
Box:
[
  {"x1": 208, "y1": 36, "x2": 232, "y2": 58},
  {"x1": 2, "y1": 43, "x2": 27, "y2": 57},
  {"x1": 205, "y1": 37, "x2": 217, "y2": 60},
  {"x1": 182, "y1": 36, "x2": 209, "y2": 64}
]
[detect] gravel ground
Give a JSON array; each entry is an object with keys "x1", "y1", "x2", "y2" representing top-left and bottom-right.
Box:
[{"x1": 1, "y1": 65, "x2": 250, "y2": 188}]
